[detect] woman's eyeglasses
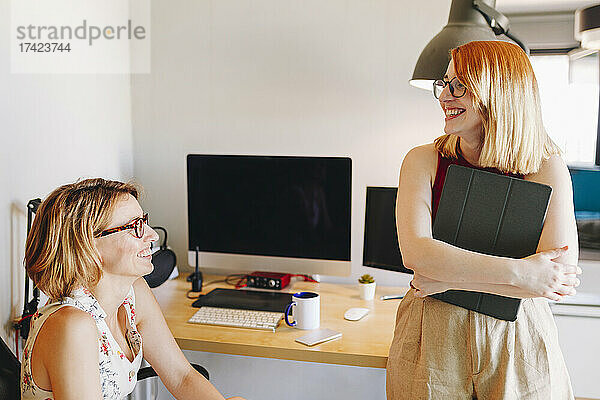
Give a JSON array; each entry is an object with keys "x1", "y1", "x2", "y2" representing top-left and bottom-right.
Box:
[
  {"x1": 433, "y1": 77, "x2": 466, "y2": 99},
  {"x1": 98, "y1": 213, "x2": 149, "y2": 239}
]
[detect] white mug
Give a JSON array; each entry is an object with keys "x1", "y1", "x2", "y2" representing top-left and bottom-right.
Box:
[{"x1": 284, "y1": 292, "x2": 320, "y2": 330}]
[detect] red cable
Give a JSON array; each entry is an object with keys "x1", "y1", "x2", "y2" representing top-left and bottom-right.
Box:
[
  {"x1": 18, "y1": 313, "x2": 35, "y2": 323},
  {"x1": 234, "y1": 276, "x2": 248, "y2": 289},
  {"x1": 291, "y1": 274, "x2": 318, "y2": 283},
  {"x1": 14, "y1": 313, "x2": 36, "y2": 360}
]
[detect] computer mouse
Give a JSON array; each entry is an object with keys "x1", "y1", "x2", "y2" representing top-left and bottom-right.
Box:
[{"x1": 344, "y1": 307, "x2": 369, "y2": 321}]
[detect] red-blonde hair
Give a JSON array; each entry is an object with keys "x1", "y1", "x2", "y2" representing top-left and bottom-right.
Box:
[{"x1": 434, "y1": 40, "x2": 561, "y2": 174}]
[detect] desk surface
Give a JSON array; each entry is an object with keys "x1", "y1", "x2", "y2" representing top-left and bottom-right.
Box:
[{"x1": 152, "y1": 275, "x2": 406, "y2": 368}]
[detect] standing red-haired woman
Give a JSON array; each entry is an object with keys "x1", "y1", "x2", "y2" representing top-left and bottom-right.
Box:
[
  {"x1": 387, "y1": 41, "x2": 580, "y2": 399},
  {"x1": 21, "y1": 178, "x2": 245, "y2": 400}
]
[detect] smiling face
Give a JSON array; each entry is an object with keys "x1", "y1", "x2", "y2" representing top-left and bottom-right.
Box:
[
  {"x1": 95, "y1": 194, "x2": 158, "y2": 279},
  {"x1": 439, "y1": 60, "x2": 483, "y2": 145}
]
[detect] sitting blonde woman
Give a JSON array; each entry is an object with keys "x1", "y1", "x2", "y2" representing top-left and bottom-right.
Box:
[{"x1": 22, "y1": 178, "x2": 245, "y2": 400}]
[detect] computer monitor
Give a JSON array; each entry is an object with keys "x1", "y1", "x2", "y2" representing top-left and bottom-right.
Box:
[
  {"x1": 568, "y1": 166, "x2": 600, "y2": 251},
  {"x1": 362, "y1": 187, "x2": 413, "y2": 274},
  {"x1": 187, "y1": 155, "x2": 352, "y2": 276}
]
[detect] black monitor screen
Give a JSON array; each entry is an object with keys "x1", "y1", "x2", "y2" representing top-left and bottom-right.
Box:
[
  {"x1": 363, "y1": 187, "x2": 413, "y2": 274},
  {"x1": 187, "y1": 155, "x2": 351, "y2": 261}
]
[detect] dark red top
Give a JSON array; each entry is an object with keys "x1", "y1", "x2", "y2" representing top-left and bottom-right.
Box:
[{"x1": 431, "y1": 152, "x2": 524, "y2": 221}]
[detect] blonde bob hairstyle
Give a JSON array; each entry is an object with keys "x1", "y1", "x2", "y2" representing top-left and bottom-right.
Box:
[
  {"x1": 434, "y1": 40, "x2": 561, "y2": 175},
  {"x1": 25, "y1": 178, "x2": 139, "y2": 300}
]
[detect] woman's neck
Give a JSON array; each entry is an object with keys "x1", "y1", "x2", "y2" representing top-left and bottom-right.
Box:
[
  {"x1": 90, "y1": 275, "x2": 137, "y2": 323},
  {"x1": 458, "y1": 137, "x2": 482, "y2": 166}
]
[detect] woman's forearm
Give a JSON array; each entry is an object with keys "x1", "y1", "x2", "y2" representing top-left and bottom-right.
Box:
[
  {"x1": 411, "y1": 271, "x2": 576, "y2": 301},
  {"x1": 402, "y1": 237, "x2": 521, "y2": 286},
  {"x1": 405, "y1": 239, "x2": 577, "y2": 299},
  {"x1": 171, "y1": 369, "x2": 225, "y2": 400}
]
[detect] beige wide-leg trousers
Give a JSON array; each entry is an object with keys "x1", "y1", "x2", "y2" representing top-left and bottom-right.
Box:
[{"x1": 386, "y1": 289, "x2": 574, "y2": 400}]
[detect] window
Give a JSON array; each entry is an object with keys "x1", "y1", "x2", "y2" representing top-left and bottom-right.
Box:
[{"x1": 530, "y1": 53, "x2": 599, "y2": 165}]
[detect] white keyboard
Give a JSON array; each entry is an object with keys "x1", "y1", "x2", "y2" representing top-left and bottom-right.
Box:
[{"x1": 188, "y1": 307, "x2": 284, "y2": 332}]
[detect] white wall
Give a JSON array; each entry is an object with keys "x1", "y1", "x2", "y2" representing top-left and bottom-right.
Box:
[
  {"x1": 131, "y1": 0, "x2": 451, "y2": 287},
  {"x1": 0, "y1": 0, "x2": 134, "y2": 349}
]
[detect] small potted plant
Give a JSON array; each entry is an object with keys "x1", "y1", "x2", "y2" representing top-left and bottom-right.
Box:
[{"x1": 358, "y1": 274, "x2": 376, "y2": 300}]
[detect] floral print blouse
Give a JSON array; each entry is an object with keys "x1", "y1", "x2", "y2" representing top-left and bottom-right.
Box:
[{"x1": 21, "y1": 286, "x2": 143, "y2": 400}]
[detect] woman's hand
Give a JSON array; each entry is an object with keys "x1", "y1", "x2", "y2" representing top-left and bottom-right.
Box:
[
  {"x1": 411, "y1": 273, "x2": 449, "y2": 297},
  {"x1": 516, "y1": 246, "x2": 581, "y2": 301}
]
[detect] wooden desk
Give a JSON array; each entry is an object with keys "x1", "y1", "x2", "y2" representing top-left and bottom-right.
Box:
[
  {"x1": 152, "y1": 275, "x2": 406, "y2": 368},
  {"x1": 152, "y1": 276, "x2": 599, "y2": 400}
]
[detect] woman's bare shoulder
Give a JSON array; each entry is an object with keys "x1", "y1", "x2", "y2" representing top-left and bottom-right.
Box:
[
  {"x1": 132, "y1": 276, "x2": 154, "y2": 303},
  {"x1": 404, "y1": 143, "x2": 437, "y2": 163},
  {"x1": 34, "y1": 306, "x2": 98, "y2": 367},
  {"x1": 525, "y1": 154, "x2": 571, "y2": 187},
  {"x1": 32, "y1": 306, "x2": 102, "y2": 397},
  {"x1": 39, "y1": 306, "x2": 97, "y2": 343},
  {"x1": 400, "y1": 143, "x2": 438, "y2": 183},
  {"x1": 132, "y1": 277, "x2": 161, "y2": 325}
]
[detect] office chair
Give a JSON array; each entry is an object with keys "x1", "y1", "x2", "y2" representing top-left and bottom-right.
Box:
[
  {"x1": 0, "y1": 336, "x2": 20, "y2": 400},
  {"x1": 0, "y1": 335, "x2": 209, "y2": 400}
]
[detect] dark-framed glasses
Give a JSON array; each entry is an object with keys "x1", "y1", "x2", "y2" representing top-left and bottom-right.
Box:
[
  {"x1": 98, "y1": 213, "x2": 149, "y2": 238},
  {"x1": 433, "y1": 77, "x2": 466, "y2": 99}
]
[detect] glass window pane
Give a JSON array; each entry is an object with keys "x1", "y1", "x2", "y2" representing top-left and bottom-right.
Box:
[{"x1": 530, "y1": 54, "x2": 598, "y2": 164}]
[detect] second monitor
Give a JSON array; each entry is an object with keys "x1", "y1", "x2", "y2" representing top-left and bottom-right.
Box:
[
  {"x1": 363, "y1": 186, "x2": 413, "y2": 275},
  {"x1": 187, "y1": 155, "x2": 352, "y2": 277}
]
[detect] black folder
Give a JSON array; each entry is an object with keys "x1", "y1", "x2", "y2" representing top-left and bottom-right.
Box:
[{"x1": 431, "y1": 165, "x2": 552, "y2": 321}]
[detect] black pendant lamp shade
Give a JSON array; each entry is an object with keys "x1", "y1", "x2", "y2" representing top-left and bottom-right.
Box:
[
  {"x1": 576, "y1": 4, "x2": 600, "y2": 49},
  {"x1": 410, "y1": 0, "x2": 526, "y2": 90}
]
